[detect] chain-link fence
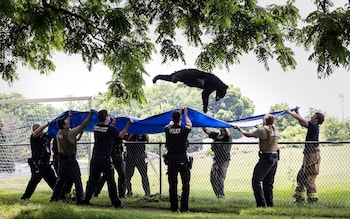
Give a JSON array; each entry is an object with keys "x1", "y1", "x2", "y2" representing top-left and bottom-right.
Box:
[{"x1": 0, "y1": 141, "x2": 349, "y2": 208}]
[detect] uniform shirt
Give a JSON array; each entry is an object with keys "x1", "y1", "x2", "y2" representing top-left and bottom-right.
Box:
[
  {"x1": 57, "y1": 130, "x2": 76, "y2": 155},
  {"x1": 165, "y1": 124, "x2": 191, "y2": 156},
  {"x1": 112, "y1": 136, "x2": 124, "y2": 154},
  {"x1": 30, "y1": 133, "x2": 52, "y2": 163},
  {"x1": 304, "y1": 121, "x2": 320, "y2": 154},
  {"x1": 57, "y1": 125, "x2": 85, "y2": 155},
  {"x1": 93, "y1": 124, "x2": 120, "y2": 156},
  {"x1": 126, "y1": 134, "x2": 147, "y2": 157},
  {"x1": 208, "y1": 131, "x2": 232, "y2": 162},
  {"x1": 251, "y1": 125, "x2": 279, "y2": 152}
]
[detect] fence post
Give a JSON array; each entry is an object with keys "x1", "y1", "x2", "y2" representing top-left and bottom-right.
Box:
[{"x1": 159, "y1": 143, "x2": 163, "y2": 199}]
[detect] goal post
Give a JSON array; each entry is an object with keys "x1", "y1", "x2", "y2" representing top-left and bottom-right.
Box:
[{"x1": 0, "y1": 96, "x2": 95, "y2": 177}]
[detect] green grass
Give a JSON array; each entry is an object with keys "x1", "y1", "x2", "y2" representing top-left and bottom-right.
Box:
[
  {"x1": 1, "y1": 186, "x2": 349, "y2": 219},
  {"x1": 1, "y1": 176, "x2": 349, "y2": 218},
  {"x1": 1, "y1": 145, "x2": 349, "y2": 218}
]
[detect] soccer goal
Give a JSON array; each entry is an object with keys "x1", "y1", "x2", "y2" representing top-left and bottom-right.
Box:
[{"x1": 0, "y1": 96, "x2": 94, "y2": 177}]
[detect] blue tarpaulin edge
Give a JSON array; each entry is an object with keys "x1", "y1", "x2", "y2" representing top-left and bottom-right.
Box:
[{"x1": 47, "y1": 107, "x2": 296, "y2": 136}]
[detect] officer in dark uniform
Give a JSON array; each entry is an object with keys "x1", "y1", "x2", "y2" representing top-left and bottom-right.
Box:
[
  {"x1": 94, "y1": 118, "x2": 127, "y2": 198},
  {"x1": 94, "y1": 137, "x2": 126, "y2": 198},
  {"x1": 112, "y1": 133, "x2": 127, "y2": 198},
  {"x1": 234, "y1": 113, "x2": 279, "y2": 207},
  {"x1": 50, "y1": 109, "x2": 93, "y2": 205},
  {"x1": 124, "y1": 133, "x2": 151, "y2": 197},
  {"x1": 21, "y1": 122, "x2": 57, "y2": 200},
  {"x1": 84, "y1": 110, "x2": 132, "y2": 208},
  {"x1": 165, "y1": 108, "x2": 192, "y2": 212}
]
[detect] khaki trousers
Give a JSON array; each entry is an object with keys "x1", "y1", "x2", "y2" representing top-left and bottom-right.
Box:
[{"x1": 295, "y1": 152, "x2": 321, "y2": 198}]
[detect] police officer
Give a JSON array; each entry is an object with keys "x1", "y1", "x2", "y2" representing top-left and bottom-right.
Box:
[
  {"x1": 94, "y1": 118, "x2": 127, "y2": 198},
  {"x1": 50, "y1": 109, "x2": 93, "y2": 205},
  {"x1": 21, "y1": 122, "x2": 57, "y2": 200},
  {"x1": 112, "y1": 128, "x2": 127, "y2": 198},
  {"x1": 165, "y1": 108, "x2": 192, "y2": 212},
  {"x1": 234, "y1": 113, "x2": 279, "y2": 207},
  {"x1": 124, "y1": 133, "x2": 151, "y2": 197},
  {"x1": 84, "y1": 110, "x2": 132, "y2": 208},
  {"x1": 93, "y1": 133, "x2": 126, "y2": 198},
  {"x1": 52, "y1": 137, "x2": 73, "y2": 201}
]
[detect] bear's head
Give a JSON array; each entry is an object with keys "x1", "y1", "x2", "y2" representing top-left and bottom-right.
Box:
[{"x1": 215, "y1": 85, "x2": 228, "y2": 101}]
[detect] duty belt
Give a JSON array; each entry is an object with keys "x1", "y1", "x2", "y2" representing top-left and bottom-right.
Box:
[{"x1": 260, "y1": 151, "x2": 278, "y2": 154}]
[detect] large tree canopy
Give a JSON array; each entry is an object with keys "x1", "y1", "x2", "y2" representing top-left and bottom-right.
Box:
[
  {"x1": 298, "y1": 0, "x2": 350, "y2": 78},
  {"x1": 0, "y1": 0, "x2": 349, "y2": 104}
]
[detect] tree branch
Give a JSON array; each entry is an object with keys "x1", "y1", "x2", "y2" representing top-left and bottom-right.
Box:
[{"x1": 41, "y1": 0, "x2": 105, "y2": 45}]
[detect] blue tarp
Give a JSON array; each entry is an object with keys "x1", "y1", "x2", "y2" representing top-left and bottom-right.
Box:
[
  {"x1": 227, "y1": 108, "x2": 296, "y2": 127},
  {"x1": 47, "y1": 107, "x2": 296, "y2": 136}
]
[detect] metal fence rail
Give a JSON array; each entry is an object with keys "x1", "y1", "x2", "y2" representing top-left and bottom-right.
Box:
[{"x1": 0, "y1": 141, "x2": 349, "y2": 208}]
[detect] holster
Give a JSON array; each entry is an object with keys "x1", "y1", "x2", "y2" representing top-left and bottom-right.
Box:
[
  {"x1": 113, "y1": 144, "x2": 123, "y2": 154},
  {"x1": 188, "y1": 156, "x2": 193, "y2": 169},
  {"x1": 163, "y1": 153, "x2": 169, "y2": 165},
  {"x1": 28, "y1": 158, "x2": 39, "y2": 173}
]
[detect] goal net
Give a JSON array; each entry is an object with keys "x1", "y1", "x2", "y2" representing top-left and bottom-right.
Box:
[{"x1": 0, "y1": 96, "x2": 94, "y2": 178}]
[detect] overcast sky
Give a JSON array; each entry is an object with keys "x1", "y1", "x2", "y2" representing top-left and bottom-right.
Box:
[{"x1": 0, "y1": 0, "x2": 349, "y2": 120}]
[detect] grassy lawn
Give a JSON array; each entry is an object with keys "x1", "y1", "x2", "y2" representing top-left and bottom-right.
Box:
[
  {"x1": 1, "y1": 176, "x2": 349, "y2": 218},
  {"x1": 1, "y1": 144, "x2": 349, "y2": 218},
  {"x1": 1, "y1": 184, "x2": 349, "y2": 219}
]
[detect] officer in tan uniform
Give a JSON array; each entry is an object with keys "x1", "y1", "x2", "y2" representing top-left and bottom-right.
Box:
[
  {"x1": 50, "y1": 109, "x2": 93, "y2": 205},
  {"x1": 234, "y1": 113, "x2": 279, "y2": 207}
]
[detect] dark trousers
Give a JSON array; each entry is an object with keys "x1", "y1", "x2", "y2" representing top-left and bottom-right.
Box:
[
  {"x1": 252, "y1": 153, "x2": 278, "y2": 207},
  {"x1": 167, "y1": 157, "x2": 191, "y2": 212},
  {"x1": 53, "y1": 157, "x2": 73, "y2": 199},
  {"x1": 21, "y1": 163, "x2": 57, "y2": 200},
  {"x1": 85, "y1": 156, "x2": 121, "y2": 207},
  {"x1": 113, "y1": 153, "x2": 126, "y2": 197},
  {"x1": 94, "y1": 174, "x2": 107, "y2": 197},
  {"x1": 125, "y1": 155, "x2": 151, "y2": 196},
  {"x1": 51, "y1": 157, "x2": 84, "y2": 204},
  {"x1": 94, "y1": 153, "x2": 126, "y2": 198}
]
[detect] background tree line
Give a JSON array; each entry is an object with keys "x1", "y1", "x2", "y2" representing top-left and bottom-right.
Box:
[{"x1": 1, "y1": 82, "x2": 349, "y2": 155}]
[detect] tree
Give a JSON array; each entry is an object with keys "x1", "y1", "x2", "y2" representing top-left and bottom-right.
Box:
[
  {"x1": 268, "y1": 103, "x2": 305, "y2": 142},
  {"x1": 208, "y1": 86, "x2": 254, "y2": 121},
  {"x1": 2, "y1": 1, "x2": 348, "y2": 106},
  {"x1": 0, "y1": 0, "x2": 154, "y2": 105},
  {"x1": 279, "y1": 125, "x2": 306, "y2": 143},
  {"x1": 94, "y1": 83, "x2": 255, "y2": 152},
  {"x1": 298, "y1": 0, "x2": 350, "y2": 78},
  {"x1": 322, "y1": 116, "x2": 350, "y2": 141},
  {"x1": 0, "y1": 0, "x2": 300, "y2": 106},
  {"x1": 269, "y1": 103, "x2": 298, "y2": 132}
]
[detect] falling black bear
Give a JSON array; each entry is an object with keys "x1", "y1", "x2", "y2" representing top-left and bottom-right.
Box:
[{"x1": 153, "y1": 68, "x2": 228, "y2": 113}]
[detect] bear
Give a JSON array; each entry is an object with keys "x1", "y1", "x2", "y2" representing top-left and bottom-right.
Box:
[{"x1": 153, "y1": 68, "x2": 228, "y2": 113}]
